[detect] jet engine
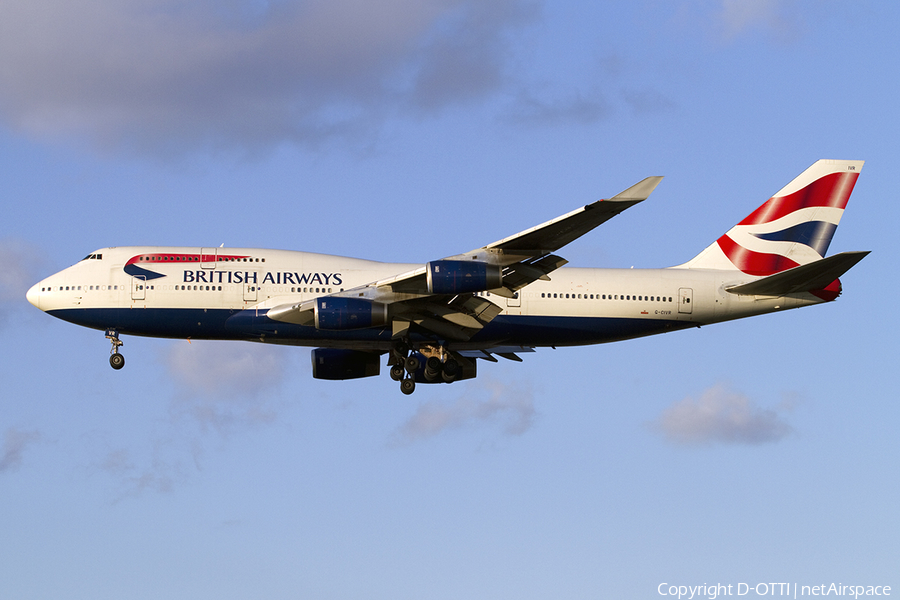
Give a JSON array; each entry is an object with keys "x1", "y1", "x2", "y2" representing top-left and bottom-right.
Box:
[
  {"x1": 311, "y1": 348, "x2": 381, "y2": 380},
  {"x1": 314, "y1": 297, "x2": 388, "y2": 330},
  {"x1": 426, "y1": 260, "x2": 502, "y2": 294}
]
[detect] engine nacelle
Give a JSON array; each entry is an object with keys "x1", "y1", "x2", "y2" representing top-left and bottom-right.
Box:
[
  {"x1": 426, "y1": 260, "x2": 502, "y2": 295},
  {"x1": 314, "y1": 297, "x2": 388, "y2": 330},
  {"x1": 311, "y1": 348, "x2": 381, "y2": 380}
]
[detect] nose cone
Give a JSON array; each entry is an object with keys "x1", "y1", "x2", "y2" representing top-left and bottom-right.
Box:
[{"x1": 26, "y1": 282, "x2": 41, "y2": 310}]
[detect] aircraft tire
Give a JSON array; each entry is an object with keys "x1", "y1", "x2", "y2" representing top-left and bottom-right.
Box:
[
  {"x1": 390, "y1": 365, "x2": 404, "y2": 381},
  {"x1": 424, "y1": 356, "x2": 442, "y2": 381},
  {"x1": 404, "y1": 355, "x2": 420, "y2": 374},
  {"x1": 441, "y1": 359, "x2": 458, "y2": 383},
  {"x1": 109, "y1": 353, "x2": 125, "y2": 370},
  {"x1": 400, "y1": 378, "x2": 416, "y2": 395}
]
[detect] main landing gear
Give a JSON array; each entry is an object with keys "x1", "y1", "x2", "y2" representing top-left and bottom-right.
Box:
[
  {"x1": 106, "y1": 329, "x2": 125, "y2": 370},
  {"x1": 389, "y1": 341, "x2": 415, "y2": 395},
  {"x1": 388, "y1": 341, "x2": 459, "y2": 395}
]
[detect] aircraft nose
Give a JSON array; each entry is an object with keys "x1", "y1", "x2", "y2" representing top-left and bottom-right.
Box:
[{"x1": 26, "y1": 282, "x2": 41, "y2": 310}]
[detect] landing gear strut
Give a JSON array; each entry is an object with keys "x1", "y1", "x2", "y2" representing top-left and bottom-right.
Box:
[{"x1": 106, "y1": 329, "x2": 125, "y2": 370}]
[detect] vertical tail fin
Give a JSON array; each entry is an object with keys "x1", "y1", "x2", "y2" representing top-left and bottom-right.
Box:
[{"x1": 678, "y1": 159, "x2": 863, "y2": 274}]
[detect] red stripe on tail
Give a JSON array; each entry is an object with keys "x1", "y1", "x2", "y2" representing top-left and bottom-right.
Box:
[{"x1": 717, "y1": 235, "x2": 800, "y2": 276}]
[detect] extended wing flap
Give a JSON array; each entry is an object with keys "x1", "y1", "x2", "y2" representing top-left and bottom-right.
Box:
[
  {"x1": 458, "y1": 347, "x2": 536, "y2": 362},
  {"x1": 501, "y1": 254, "x2": 568, "y2": 291},
  {"x1": 725, "y1": 251, "x2": 869, "y2": 296}
]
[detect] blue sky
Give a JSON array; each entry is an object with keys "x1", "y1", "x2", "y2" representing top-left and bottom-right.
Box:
[{"x1": 1, "y1": 1, "x2": 897, "y2": 598}]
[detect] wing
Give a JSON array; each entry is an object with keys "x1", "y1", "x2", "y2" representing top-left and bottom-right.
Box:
[
  {"x1": 371, "y1": 175, "x2": 663, "y2": 296},
  {"x1": 267, "y1": 176, "x2": 663, "y2": 341}
]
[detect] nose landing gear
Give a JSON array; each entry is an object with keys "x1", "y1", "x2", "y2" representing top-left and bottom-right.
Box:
[{"x1": 106, "y1": 329, "x2": 125, "y2": 370}]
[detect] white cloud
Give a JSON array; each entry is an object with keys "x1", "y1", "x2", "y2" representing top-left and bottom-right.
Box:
[
  {"x1": 94, "y1": 444, "x2": 190, "y2": 502},
  {"x1": 0, "y1": 0, "x2": 537, "y2": 155},
  {"x1": 715, "y1": 0, "x2": 798, "y2": 41},
  {"x1": 390, "y1": 378, "x2": 536, "y2": 445},
  {"x1": 651, "y1": 383, "x2": 793, "y2": 446},
  {"x1": 503, "y1": 90, "x2": 612, "y2": 127},
  {"x1": 162, "y1": 340, "x2": 288, "y2": 431},
  {"x1": 0, "y1": 427, "x2": 41, "y2": 472}
]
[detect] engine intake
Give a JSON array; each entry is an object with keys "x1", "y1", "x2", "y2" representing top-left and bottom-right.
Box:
[
  {"x1": 426, "y1": 260, "x2": 502, "y2": 294},
  {"x1": 315, "y1": 297, "x2": 388, "y2": 330}
]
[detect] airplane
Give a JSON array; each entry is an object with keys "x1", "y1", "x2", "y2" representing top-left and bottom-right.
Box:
[{"x1": 26, "y1": 159, "x2": 868, "y2": 395}]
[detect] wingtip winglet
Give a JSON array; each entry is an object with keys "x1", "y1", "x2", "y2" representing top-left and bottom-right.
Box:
[{"x1": 610, "y1": 176, "x2": 664, "y2": 202}]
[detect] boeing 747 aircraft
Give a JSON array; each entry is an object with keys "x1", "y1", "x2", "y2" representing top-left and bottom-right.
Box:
[{"x1": 27, "y1": 160, "x2": 868, "y2": 394}]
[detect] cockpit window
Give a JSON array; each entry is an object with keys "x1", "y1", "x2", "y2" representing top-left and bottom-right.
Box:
[{"x1": 81, "y1": 253, "x2": 103, "y2": 261}]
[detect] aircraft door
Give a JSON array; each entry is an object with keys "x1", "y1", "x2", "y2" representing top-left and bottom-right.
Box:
[
  {"x1": 243, "y1": 276, "x2": 258, "y2": 302},
  {"x1": 132, "y1": 275, "x2": 146, "y2": 300},
  {"x1": 507, "y1": 291, "x2": 521, "y2": 308},
  {"x1": 201, "y1": 248, "x2": 217, "y2": 269},
  {"x1": 678, "y1": 287, "x2": 693, "y2": 314}
]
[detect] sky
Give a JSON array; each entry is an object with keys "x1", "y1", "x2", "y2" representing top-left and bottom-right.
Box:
[{"x1": 1, "y1": 1, "x2": 898, "y2": 598}]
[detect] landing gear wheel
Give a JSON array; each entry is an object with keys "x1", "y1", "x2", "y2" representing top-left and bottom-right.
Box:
[
  {"x1": 441, "y1": 358, "x2": 459, "y2": 383},
  {"x1": 404, "y1": 355, "x2": 420, "y2": 374},
  {"x1": 105, "y1": 329, "x2": 125, "y2": 370},
  {"x1": 109, "y1": 353, "x2": 125, "y2": 370},
  {"x1": 424, "y1": 356, "x2": 442, "y2": 382},
  {"x1": 400, "y1": 378, "x2": 416, "y2": 395},
  {"x1": 390, "y1": 365, "x2": 405, "y2": 381}
]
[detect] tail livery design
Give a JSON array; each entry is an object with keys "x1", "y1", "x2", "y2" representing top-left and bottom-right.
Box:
[{"x1": 681, "y1": 160, "x2": 863, "y2": 275}]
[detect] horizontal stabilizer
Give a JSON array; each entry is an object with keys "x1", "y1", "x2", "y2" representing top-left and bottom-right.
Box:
[{"x1": 725, "y1": 251, "x2": 869, "y2": 296}]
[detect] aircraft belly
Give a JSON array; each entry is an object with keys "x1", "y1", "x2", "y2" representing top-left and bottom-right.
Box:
[
  {"x1": 46, "y1": 307, "x2": 696, "y2": 349},
  {"x1": 473, "y1": 315, "x2": 696, "y2": 346},
  {"x1": 47, "y1": 307, "x2": 238, "y2": 340}
]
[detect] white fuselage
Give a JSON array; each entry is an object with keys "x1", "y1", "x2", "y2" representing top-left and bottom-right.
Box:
[{"x1": 27, "y1": 246, "x2": 827, "y2": 351}]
